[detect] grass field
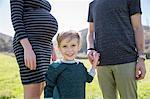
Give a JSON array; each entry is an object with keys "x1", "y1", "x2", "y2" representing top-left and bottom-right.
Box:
[{"x1": 0, "y1": 53, "x2": 150, "y2": 99}]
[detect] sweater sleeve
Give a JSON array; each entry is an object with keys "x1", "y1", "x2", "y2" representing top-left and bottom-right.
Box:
[
  {"x1": 88, "y1": 67, "x2": 96, "y2": 77},
  {"x1": 80, "y1": 63, "x2": 94, "y2": 83},
  {"x1": 86, "y1": 72, "x2": 94, "y2": 83},
  {"x1": 10, "y1": 0, "x2": 28, "y2": 42},
  {"x1": 44, "y1": 65, "x2": 58, "y2": 98}
]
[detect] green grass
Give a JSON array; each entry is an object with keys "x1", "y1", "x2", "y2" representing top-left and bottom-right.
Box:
[
  {"x1": 0, "y1": 53, "x2": 150, "y2": 99},
  {"x1": 0, "y1": 53, "x2": 23, "y2": 99}
]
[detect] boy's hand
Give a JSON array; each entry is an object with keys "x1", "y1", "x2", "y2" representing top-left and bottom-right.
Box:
[
  {"x1": 87, "y1": 50, "x2": 96, "y2": 65},
  {"x1": 92, "y1": 52, "x2": 100, "y2": 68}
]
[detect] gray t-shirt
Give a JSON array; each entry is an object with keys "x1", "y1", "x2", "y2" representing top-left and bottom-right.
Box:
[{"x1": 87, "y1": 0, "x2": 142, "y2": 65}]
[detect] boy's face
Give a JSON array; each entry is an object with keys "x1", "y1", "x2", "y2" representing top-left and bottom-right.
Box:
[{"x1": 58, "y1": 38, "x2": 80, "y2": 61}]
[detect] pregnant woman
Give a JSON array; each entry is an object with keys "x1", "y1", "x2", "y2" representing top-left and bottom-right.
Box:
[{"x1": 10, "y1": 0, "x2": 58, "y2": 98}]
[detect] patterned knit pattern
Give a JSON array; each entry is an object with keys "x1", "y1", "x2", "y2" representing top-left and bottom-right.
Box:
[
  {"x1": 10, "y1": 0, "x2": 58, "y2": 84},
  {"x1": 44, "y1": 60, "x2": 93, "y2": 99}
]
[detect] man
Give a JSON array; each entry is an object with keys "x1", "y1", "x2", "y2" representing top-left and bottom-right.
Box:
[{"x1": 87, "y1": 0, "x2": 146, "y2": 99}]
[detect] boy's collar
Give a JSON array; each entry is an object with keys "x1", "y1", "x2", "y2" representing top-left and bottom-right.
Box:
[{"x1": 60, "y1": 59, "x2": 79, "y2": 64}]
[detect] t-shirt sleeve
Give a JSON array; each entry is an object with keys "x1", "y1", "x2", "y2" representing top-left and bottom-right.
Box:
[
  {"x1": 128, "y1": 0, "x2": 142, "y2": 16},
  {"x1": 87, "y1": 2, "x2": 94, "y2": 22},
  {"x1": 10, "y1": 0, "x2": 28, "y2": 42}
]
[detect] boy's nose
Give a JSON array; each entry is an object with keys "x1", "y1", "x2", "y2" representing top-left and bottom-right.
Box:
[{"x1": 67, "y1": 48, "x2": 73, "y2": 52}]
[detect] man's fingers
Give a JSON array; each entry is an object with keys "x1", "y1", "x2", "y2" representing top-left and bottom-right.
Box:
[
  {"x1": 138, "y1": 69, "x2": 146, "y2": 80},
  {"x1": 136, "y1": 67, "x2": 146, "y2": 80},
  {"x1": 137, "y1": 72, "x2": 145, "y2": 80},
  {"x1": 88, "y1": 54, "x2": 94, "y2": 63},
  {"x1": 88, "y1": 53, "x2": 94, "y2": 58},
  {"x1": 135, "y1": 66, "x2": 140, "y2": 78}
]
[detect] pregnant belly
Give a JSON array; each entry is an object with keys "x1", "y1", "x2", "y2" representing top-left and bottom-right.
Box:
[{"x1": 23, "y1": 9, "x2": 58, "y2": 40}]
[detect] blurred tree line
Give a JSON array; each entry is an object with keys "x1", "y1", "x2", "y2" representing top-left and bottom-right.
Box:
[{"x1": 0, "y1": 26, "x2": 150, "y2": 58}]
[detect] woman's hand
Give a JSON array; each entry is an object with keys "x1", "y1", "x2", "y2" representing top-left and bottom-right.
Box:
[
  {"x1": 20, "y1": 38, "x2": 37, "y2": 70},
  {"x1": 24, "y1": 48, "x2": 37, "y2": 70}
]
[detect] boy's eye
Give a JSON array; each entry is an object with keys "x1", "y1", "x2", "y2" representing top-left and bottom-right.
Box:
[
  {"x1": 62, "y1": 45, "x2": 67, "y2": 48},
  {"x1": 71, "y1": 44, "x2": 76, "y2": 47}
]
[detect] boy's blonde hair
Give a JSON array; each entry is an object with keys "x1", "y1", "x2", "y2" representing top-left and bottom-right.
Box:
[{"x1": 57, "y1": 30, "x2": 81, "y2": 47}]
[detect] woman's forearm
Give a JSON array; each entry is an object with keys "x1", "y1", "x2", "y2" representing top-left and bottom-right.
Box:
[{"x1": 20, "y1": 38, "x2": 32, "y2": 50}]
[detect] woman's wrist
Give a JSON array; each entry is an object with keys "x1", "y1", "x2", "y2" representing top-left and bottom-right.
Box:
[{"x1": 20, "y1": 38, "x2": 32, "y2": 50}]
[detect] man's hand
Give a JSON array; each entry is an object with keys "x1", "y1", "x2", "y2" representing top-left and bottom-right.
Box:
[
  {"x1": 87, "y1": 50, "x2": 100, "y2": 66},
  {"x1": 87, "y1": 50, "x2": 96, "y2": 64},
  {"x1": 92, "y1": 52, "x2": 100, "y2": 68},
  {"x1": 136, "y1": 58, "x2": 146, "y2": 80}
]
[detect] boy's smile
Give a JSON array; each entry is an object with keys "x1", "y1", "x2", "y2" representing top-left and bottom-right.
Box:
[{"x1": 58, "y1": 38, "x2": 80, "y2": 61}]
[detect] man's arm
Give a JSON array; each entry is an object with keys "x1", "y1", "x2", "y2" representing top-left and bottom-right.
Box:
[
  {"x1": 131, "y1": 13, "x2": 146, "y2": 80},
  {"x1": 87, "y1": 22, "x2": 94, "y2": 49},
  {"x1": 131, "y1": 13, "x2": 144, "y2": 54},
  {"x1": 87, "y1": 22, "x2": 97, "y2": 64}
]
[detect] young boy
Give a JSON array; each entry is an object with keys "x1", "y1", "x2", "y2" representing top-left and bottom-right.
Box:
[{"x1": 44, "y1": 30, "x2": 99, "y2": 99}]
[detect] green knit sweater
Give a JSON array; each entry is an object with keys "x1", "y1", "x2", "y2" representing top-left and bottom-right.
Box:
[{"x1": 44, "y1": 60, "x2": 94, "y2": 99}]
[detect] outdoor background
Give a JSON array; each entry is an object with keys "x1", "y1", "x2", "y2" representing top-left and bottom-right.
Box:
[{"x1": 0, "y1": 0, "x2": 150, "y2": 99}]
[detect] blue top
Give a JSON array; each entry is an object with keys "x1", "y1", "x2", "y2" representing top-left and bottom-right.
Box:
[{"x1": 87, "y1": 0, "x2": 142, "y2": 65}]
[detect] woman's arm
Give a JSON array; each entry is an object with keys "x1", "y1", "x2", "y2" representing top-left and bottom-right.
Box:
[
  {"x1": 20, "y1": 38, "x2": 36, "y2": 70},
  {"x1": 10, "y1": 0, "x2": 36, "y2": 70},
  {"x1": 10, "y1": 0, "x2": 28, "y2": 41}
]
